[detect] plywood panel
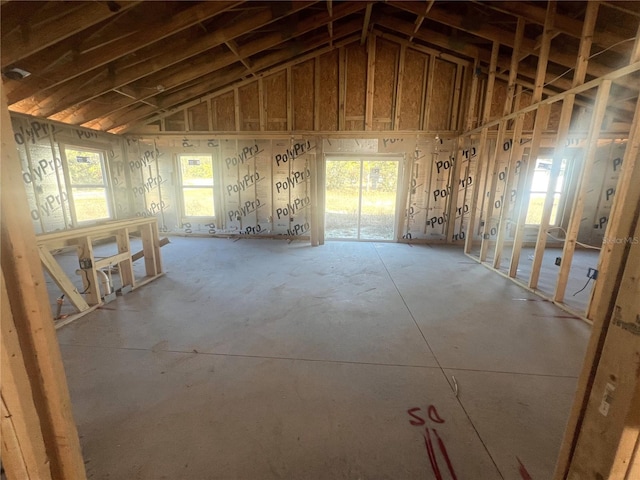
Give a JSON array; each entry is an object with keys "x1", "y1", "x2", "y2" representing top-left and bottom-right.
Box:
[
  {"x1": 318, "y1": 50, "x2": 339, "y2": 131},
  {"x1": 239, "y1": 82, "x2": 260, "y2": 131},
  {"x1": 212, "y1": 91, "x2": 236, "y2": 132},
  {"x1": 264, "y1": 71, "x2": 287, "y2": 131},
  {"x1": 345, "y1": 43, "x2": 366, "y2": 131},
  {"x1": 164, "y1": 110, "x2": 185, "y2": 131},
  {"x1": 399, "y1": 48, "x2": 426, "y2": 130},
  {"x1": 489, "y1": 79, "x2": 508, "y2": 121},
  {"x1": 292, "y1": 59, "x2": 314, "y2": 131},
  {"x1": 187, "y1": 102, "x2": 209, "y2": 131},
  {"x1": 373, "y1": 38, "x2": 398, "y2": 131},
  {"x1": 427, "y1": 59, "x2": 456, "y2": 131},
  {"x1": 547, "y1": 101, "x2": 563, "y2": 131},
  {"x1": 518, "y1": 91, "x2": 536, "y2": 131}
]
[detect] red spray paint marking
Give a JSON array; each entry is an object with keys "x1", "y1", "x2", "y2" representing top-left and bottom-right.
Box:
[
  {"x1": 424, "y1": 429, "x2": 443, "y2": 480},
  {"x1": 407, "y1": 407, "x2": 426, "y2": 426},
  {"x1": 434, "y1": 429, "x2": 457, "y2": 480},
  {"x1": 517, "y1": 456, "x2": 533, "y2": 480},
  {"x1": 428, "y1": 405, "x2": 445, "y2": 423}
]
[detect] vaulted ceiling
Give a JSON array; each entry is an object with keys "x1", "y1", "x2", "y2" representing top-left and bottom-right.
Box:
[{"x1": 2, "y1": 0, "x2": 639, "y2": 133}]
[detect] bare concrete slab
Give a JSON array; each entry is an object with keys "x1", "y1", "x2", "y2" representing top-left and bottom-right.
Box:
[{"x1": 57, "y1": 237, "x2": 591, "y2": 479}]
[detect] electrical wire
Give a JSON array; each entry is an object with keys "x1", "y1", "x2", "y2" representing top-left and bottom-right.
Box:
[
  {"x1": 79, "y1": 269, "x2": 92, "y2": 294},
  {"x1": 547, "y1": 226, "x2": 601, "y2": 250},
  {"x1": 573, "y1": 277, "x2": 593, "y2": 296},
  {"x1": 513, "y1": 36, "x2": 636, "y2": 100}
]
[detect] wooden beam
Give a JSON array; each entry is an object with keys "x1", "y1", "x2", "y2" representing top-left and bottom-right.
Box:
[
  {"x1": 508, "y1": 103, "x2": 551, "y2": 277},
  {"x1": 503, "y1": 17, "x2": 526, "y2": 117},
  {"x1": 464, "y1": 127, "x2": 489, "y2": 254},
  {"x1": 393, "y1": 44, "x2": 406, "y2": 131},
  {"x1": 1, "y1": 84, "x2": 86, "y2": 479},
  {"x1": 225, "y1": 39, "x2": 257, "y2": 76},
  {"x1": 360, "y1": 2, "x2": 373, "y2": 45},
  {"x1": 554, "y1": 80, "x2": 612, "y2": 302},
  {"x1": 554, "y1": 78, "x2": 640, "y2": 480},
  {"x1": 38, "y1": 247, "x2": 90, "y2": 312},
  {"x1": 528, "y1": 1, "x2": 597, "y2": 289},
  {"x1": 408, "y1": 0, "x2": 435, "y2": 42},
  {"x1": 1, "y1": 1, "x2": 140, "y2": 68},
  {"x1": 464, "y1": 61, "x2": 640, "y2": 136},
  {"x1": 6, "y1": 1, "x2": 240, "y2": 104},
  {"x1": 111, "y1": 30, "x2": 362, "y2": 132},
  {"x1": 473, "y1": 0, "x2": 631, "y2": 55},
  {"x1": 314, "y1": 56, "x2": 320, "y2": 130},
  {"x1": 1, "y1": 269, "x2": 53, "y2": 480},
  {"x1": 493, "y1": 113, "x2": 525, "y2": 268},
  {"x1": 482, "y1": 42, "x2": 500, "y2": 125},
  {"x1": 338, "y1": 46, "x2": 346, "y2": 130},
  {"x1": 465, "y1": 58, "x2": 480, "y2": 131},
  {"x1": 327, "y1": 0, "x2": 333, "y2": 45},
  {"x1": 22, "y1": 0, "x2": 324, "y2": 116},
  {"x1": 532, "y1": 1, "x2": 556, "y2": 103},
  {"x1": 364, "y1": 33, "x2": 376, "y2": 130},
  {"x1": 388, "y1": 1, "x2": 638, "y2": 93},
  {"x1": 479, "y1": 120, "x2": 507, "y2": 261}
]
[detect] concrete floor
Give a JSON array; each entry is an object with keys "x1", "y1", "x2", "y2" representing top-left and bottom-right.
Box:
[{"x1": 57, "y1": 238, "x2": 591, "y2": 479}]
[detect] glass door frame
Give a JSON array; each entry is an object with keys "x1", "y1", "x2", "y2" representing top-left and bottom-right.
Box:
[{"x1": 323, "y1": 153, "x2": 404, "y2": 242}]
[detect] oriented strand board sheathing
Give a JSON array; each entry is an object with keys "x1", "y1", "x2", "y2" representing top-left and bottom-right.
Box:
[
  {"x1": 345, "y1": 43, "x2": 367, "y2": 130},
  {"x1": 318, "y1": 50, "x2": 339, "y2": 131},
  {"x1": 372, "y1": 39, "x2": 398, "y2": 131},
  {"x1": 187, "y1": 103, "x2": 209, "y2": 131},
  {"x1": 292, "y1": 60, "x2": 314, "y2": 131},
  {"x1": 427, "y1": 59, "x2": 456, "y2": 131},
  {"x1": 547, "y1": 102, "x2": 564, "y2": 131},
  {"x1": 489, "y1": 80, "x2": 508, "y2": 122},
  {"x1": 518, "y1": 91, "x2": 536, "y2": 131},
  {"x1": 239, "y1": 82, "x2": 260, "y2": 131},
  {"x1": 164, "y1": 111, "x2": 185, "y2": 131},
  {"x1": 398, "y1": 49, "x2": 426, "y2": 130},
  {"x1": 211, "y1": 92, "x2": 236, "y2": 132},
  {"x1": 264, "y1": 72, "x2": 287, "y2": 131}
]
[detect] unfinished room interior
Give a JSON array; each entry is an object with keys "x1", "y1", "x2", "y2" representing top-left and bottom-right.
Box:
[{"x1": 1, "y1": 0, "x2": 640, "y2": 478}]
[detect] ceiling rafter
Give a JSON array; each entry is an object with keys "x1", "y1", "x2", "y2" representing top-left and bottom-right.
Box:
[
  {"x1": 19, "y1": 1, "x2": 320, "y2": 118},
  {"x1": 388, "y1": 1, "x2": 639, "y2": 92},
  {"x1": 4, "y1": 1, "x2": 242, "y2": 104},
  {"x1": 66, "y1": 7, "x2": 364, "y2": 128},
  {"x1": 1, "y1": 1, "x2": 140, "y2": 68}
]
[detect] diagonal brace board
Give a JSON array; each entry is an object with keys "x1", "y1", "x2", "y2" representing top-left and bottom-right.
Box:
[{"x1": 38, "y1": 246, "x2": 90, "y2": 312}]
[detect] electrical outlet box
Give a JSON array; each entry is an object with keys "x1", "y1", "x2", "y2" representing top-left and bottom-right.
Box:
[
  {"x1": 555, "y1": 257, "x2": 562, "y2": 266},
  {"x1": 79, "y1": 258, "x2": 92, "y2": 269},
  {"x1": 587, "y1": 267, "x2": 598, "y2": 280}
]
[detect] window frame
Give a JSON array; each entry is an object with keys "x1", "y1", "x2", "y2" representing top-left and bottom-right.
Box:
[
  {"x1": 60, "y1": 144, "x2": 114, "y2": 226},
  {"x1": 525, "y1": 156, "x2": 568, "y2": 227},
  {"x1": 177, "y1": 153, "x2": 217, "y2": 221}
]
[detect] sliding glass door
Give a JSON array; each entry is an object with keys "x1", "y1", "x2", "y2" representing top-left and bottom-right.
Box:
[{"x1": 325, "y1": 158, "x2": 400, "y2": 241}]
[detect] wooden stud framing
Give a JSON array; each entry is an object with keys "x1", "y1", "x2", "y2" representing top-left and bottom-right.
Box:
[
  {"x1": 508, "y1": 103, "x2": 551, "y2": 277},
  {"x1": 482, "y1": 42, "x2": 500, "y2": 125},
  {"x1": 338, "y1": 47, "x2": 347, "y2": 130},
  {"x1": 286, "y1": 66, "x2": 293, "y2": 131},
  {"x1": 479, "y1": 120, "x2": 507, "y2": 261},
  {"x1": 1, "y1": 86, "x2": 87, "y2": 479},
  {"x1": 314, "y1": 56, "x2": 321, "y2": 131},
  {"x1": 464, "y1": 127, "x2": 489, "y2": 253},
  {"x1": 528, "y1": 2, "x2": 597, "y2": 289},
  {"x1": 37, "y1": 247, "x2": 90, "y2": 312},
  {"x1": 554, "y1": 93, "x2": 640, "y2": 479},
  {"x1": 493, "y1": 113, "x2": 526, "y2": 268},
  {"x1": 360, "y1": 2, "x2": 373, "y2": 46},
  {"x1": 1, "y1": 269, "x2": 54, "y2": 480},
  {"x1": 258, "y1": 78, "x2": 266, "y2": 131},
  {"x1": 450, "y1": 64, "x2": 464, "y2": 130},
  {"x1": 233, "y1": 87, "x2": 240, "y2": 132},
  {"x1": 446, "y1": 135, "x2": 465, "y2": 241},
  {"x1": 503, "y1": 17, "x2": 526, "y2": 117},
  {"x1": 465, "y1": 58, "x2": 480, "y2": 132},
  {"x1": 532, "y1": 1, "x2": 557, "y2": 103},
  {"x1": 421, "y1": 55, "x2": 436, "y2": 130},
  {"x1": 393, "y1": 44, "x2": 406, "y2": 131},
  {"x1": 554, "y1": 80, "x2": 612, "y2": 302},
  {"x1": 364, "y1": 33, "x2": 376, "y2": 130}
]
